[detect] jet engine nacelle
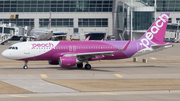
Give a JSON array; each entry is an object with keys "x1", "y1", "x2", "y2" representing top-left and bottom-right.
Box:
[
  {"x1": 59, "y1": 57, "x2": 79, "y2": 67},
  {"x1": 48, "y1": 60, "x2": 59, "y2": 65}
]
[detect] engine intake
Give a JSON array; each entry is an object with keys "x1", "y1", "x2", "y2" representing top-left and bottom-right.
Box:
[{"x1": 59, "y1": 57, "x2": 79, "y2": 67}]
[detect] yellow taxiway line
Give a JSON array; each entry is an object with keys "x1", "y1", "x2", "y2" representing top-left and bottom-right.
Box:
[
  {"x1": 114, "y1": 74, "x2": 123, "y2": 77},
  {"x1": 150, "y1": 57, "x2": 157, "y2": 60},
  {"x1": 11, "y1": 95, "x2": 28, "y2": 98},
  {"x1": 40, "y1": 74, "x2": 47, "y2": 78}
]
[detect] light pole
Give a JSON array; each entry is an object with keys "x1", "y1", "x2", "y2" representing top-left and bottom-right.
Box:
[
  {"x1": 130, "y1": 0, "x2": 133, "y2": 40},
  {"x1": 154, "y1": 0, "x2": 156, "y2": 20}
]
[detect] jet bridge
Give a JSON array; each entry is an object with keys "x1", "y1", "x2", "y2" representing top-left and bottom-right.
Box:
[{"x1": 0, "y1": 22, "x2": 31, "y2": 45}]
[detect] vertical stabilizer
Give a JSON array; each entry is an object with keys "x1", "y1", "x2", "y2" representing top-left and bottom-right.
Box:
[
  {"x1": 139, "y1": 13, "x2": 169, "y2": 43},
  {"x1": 47, "y1": 11, "x2": 52, "y2": 29},
  {"x1": 85, "y1": 36, "x2": 90, "y2": 41}
]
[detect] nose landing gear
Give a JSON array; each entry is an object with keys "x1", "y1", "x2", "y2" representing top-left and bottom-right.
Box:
[{"x1": 23, "y1": 61, "x2": 28, "y2": 69}]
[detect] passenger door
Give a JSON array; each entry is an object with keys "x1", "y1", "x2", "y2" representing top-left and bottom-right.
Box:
[{"x1": 24, "y1": 43, "x2": 30, "y2": 54}]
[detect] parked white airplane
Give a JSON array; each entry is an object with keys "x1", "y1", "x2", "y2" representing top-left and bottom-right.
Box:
[{"x1": 20, "y1": 12, "x2": 53, "y2": 41}]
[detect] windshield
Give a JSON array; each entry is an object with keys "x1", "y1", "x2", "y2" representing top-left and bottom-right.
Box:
[{"x1": 9, "y1": 47, "x2": 18, "y2": 50}]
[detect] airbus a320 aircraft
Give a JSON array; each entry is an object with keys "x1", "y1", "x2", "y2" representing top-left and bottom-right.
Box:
[
  {"x1": 2, "y1": 13, "x2": 172, "y2": 70},
  {"x1": 20, "y1": 12, "x2": 53, "y2": 41}
]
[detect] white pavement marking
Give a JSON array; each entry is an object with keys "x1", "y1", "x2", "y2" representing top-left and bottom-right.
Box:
[
  {"x1": 0, "y1": 75, "x2": 78, "y2": 93},
  {"x1": 0, "y1": 90, "x2": 180, "y2": 98}
]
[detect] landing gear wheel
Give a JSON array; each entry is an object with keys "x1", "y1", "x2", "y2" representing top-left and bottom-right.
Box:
[
  {"x1": 77, "y1": 63, "x2": 83, "y2": 68},
  {"x1": 85, "y1": 64, "x2": 91, "y2": 70},
  {"x1": 23, "y1": 65, "x2": 28, "y2": 69}
]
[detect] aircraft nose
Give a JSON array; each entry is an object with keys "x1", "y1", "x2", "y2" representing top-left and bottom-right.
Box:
[{"x1": 2, "y1": 50, "x2": 9, "y2": 58}]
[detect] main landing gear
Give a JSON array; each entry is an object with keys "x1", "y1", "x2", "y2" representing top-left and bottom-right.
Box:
[
  {"x1": 77, "y1": 63, "x2": 91, "y2": 70},
  {"x1": 85, "y1": 64, "x2": 91, "y2": 70},
  {"x1": 77, "y1": 63, "x2": 83, "y2": 68},
  {"x1": 23, "y1": 61, "x2": 28, "y2": 69}
]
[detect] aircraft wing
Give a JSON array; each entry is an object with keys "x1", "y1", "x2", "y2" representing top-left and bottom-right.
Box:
[{"x1": 63, "y1": 40, "x2": 131, "y2": 58}]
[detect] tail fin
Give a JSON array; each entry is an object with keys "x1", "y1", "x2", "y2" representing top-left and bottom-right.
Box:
[
  {"x1": 85, "y1": 36, "x2": 90, "y2": 41},
  {"x1": 140, "y1": 13, "x2": 169, "y2": 43},
  {"x1": 47, "y1": 11, "x2": 52, "y2": 29}
]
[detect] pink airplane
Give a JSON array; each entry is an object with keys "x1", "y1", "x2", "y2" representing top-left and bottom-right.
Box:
[{"x1": 2, "y1": 13, "x2": 172, "y2": 70}]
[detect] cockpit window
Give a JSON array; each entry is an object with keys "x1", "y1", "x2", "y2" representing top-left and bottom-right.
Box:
[{"x1": 8, "y1": 47, "x2": 18, "y2": 50}]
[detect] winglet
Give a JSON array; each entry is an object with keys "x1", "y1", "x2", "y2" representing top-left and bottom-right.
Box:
[
  {"x1": 85, "y1": 36, "x2": 90, "y2": 41},
  {"x1": 122, "y1": 39, "x2": 131, "y2": 50}
]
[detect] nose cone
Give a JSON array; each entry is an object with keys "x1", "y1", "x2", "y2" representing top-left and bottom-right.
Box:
[{"x1": 2, "y1": 50, "x2": 9, "y2": 59}]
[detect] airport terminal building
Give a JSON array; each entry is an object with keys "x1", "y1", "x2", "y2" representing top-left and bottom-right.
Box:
[{"x1": 0, "y1": 0, "x2": 179, "y2": 40}]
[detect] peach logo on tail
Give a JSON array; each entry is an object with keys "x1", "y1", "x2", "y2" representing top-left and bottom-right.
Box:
[
  {"x1": 141, "y1": 14, "x2": 169, "y2": 48},
  {"x1": 32, "y1": 43, "x2": 54, "y2": 48}
]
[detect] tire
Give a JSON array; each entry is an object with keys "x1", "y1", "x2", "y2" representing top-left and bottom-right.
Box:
[
  {"x1": 85, "y1": 64, "x2": 91, "y2": 70},
  {"x1": 23, "y1": 65, "x2": 28, "y2": 69},
  {"x1": 77, "y1": 63, "x2": 83, "y2": 68}
]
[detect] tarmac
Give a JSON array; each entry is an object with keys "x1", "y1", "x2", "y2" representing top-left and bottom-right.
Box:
[{"x1": 0, "y1": 41, "x2": 180, "y2": 101}]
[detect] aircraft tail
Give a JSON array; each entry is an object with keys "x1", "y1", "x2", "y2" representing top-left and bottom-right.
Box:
[
  {"x1": 139, "y1": 13, "x2": 169, "y2": 43},
  {"x1": 47, "y1": 11, "x2": 52, "y2": 29}
]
